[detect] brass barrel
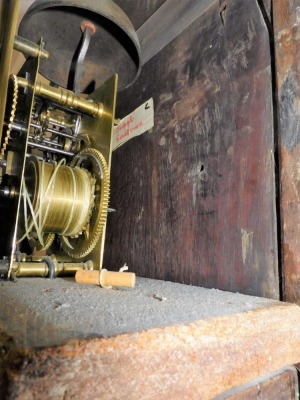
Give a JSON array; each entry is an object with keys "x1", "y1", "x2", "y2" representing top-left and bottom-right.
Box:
[
  {"x1": 12, "y1": 260, "x2": 93, "y2": 277},
  {"x1": 17, "y1": 77, "x2": 104, "y2": 118},
  {"x1": 25, "y1": 156, "x2": 95, "y2": 237}
]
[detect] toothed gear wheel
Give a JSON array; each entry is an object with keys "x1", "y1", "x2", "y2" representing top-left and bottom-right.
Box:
[
  {"x1": 60, "y1": 148, "x2": 110, "y2": 259},
  {"x1": 0, "y1": 75, "x2": 18, "y2": 162}
]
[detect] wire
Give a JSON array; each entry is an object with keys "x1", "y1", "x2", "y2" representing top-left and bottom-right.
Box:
[{"x1": 17, "y1": 158, "x2": 66, "y2": 249}]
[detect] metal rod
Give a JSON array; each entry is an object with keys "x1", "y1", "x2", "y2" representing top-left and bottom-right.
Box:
[
  {"x1": 73, "y1": 24, "x2": 94, "y2": 95},
  {"x1": 47, "y1": 120, "x2": 73, "y2": 134},
  {"x1": 8, "y1": 122, "x2": 75, "y2": 146},
  {"x1": 13, "y1": 35, "x2": 49, "y2": 59},
  {"x1": 7, "y1": 122, "x2": 66, "y2": 150},
  {"x1": 57, "y1": 261, "x2": 94, "y2": 276},
  {"x1": 30, "y1": 123, "x2": 75, "y2": 140},
  {"x1": 11, "y1": 260, "x2": 93, "y2": 277},
  {"x1": 43, "y1": 138, "x2": 63, "y2": 148},
  {"x1": 11, "y1": 122, "x2": 27, "y2": 133},
  {"x1": 17, "y1": 77, "x2": 104, "y2": 119},
  {"x1": 13, "y1": 262, "x2": 49, "y2": 277},
  {"x1": 46, "y1": 127, "x2": 75, "y2": 140},
  {"x1": 28, "y1": 141, "x2": 74, "y2": 156},
  {"x1": 28, "y1": 135, "x2": 63, "y2": 149},
  {"x1": 30, "y1": 122, "x2": 42, "y2": 130}
]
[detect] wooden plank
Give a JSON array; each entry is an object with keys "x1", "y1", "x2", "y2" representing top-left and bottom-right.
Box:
[
  {"x1": 105, "y1": 0, "x2": 279, "y2": 298},
  {"x1": 273, "y1": 0, "x2": 300, "y2": 303},
  {"x1": 136, "y1": 0, "x2": 217, "y2": 64},
  {"x1": 0, "y1": 277, "x2": 284, "y2": 349},
  {"x1": 114, "y1": 0, "x2": 166, "y2": 30},
  {"x1": 2, "y1": 302, "x2": 300, "y2": 399},
  {"x1": 217, "y1": 367, "x2": 298, "y2": 400}
]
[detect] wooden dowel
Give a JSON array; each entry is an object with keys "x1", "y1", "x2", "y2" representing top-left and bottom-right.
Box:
[
  {"x1": 101, "y1": 270, "x2": 136, "y2": 288},
  {"x1": 75, "y1": 270, "x2": 99, "y2": 285},
  {"x1": 75, "y1": 269, "x2": 136, "y2": 288}
]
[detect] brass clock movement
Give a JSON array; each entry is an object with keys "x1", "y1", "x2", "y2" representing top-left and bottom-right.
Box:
[{"x1": 0, "y1": 0, "x2": 140, "y2": 279}]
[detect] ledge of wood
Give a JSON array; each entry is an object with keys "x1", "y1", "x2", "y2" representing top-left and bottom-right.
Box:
[{"x1": 1, "y1": 277, "x2": 300, "y2": 399}]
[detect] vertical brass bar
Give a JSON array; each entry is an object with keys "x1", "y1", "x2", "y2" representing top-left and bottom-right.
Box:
[
  {"x1": 8, "y1": 44, "x2": 42, "y2": 278},
  {"x1": 0, "y1": 0, "x2": 20, "y2": 144}
]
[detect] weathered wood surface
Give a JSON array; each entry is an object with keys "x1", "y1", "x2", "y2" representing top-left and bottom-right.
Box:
[
  {"x1": 114, "y1": 0, "x2": 166, "y2": 29},
  {"x1": 217, "y1": 367, "x2": 298, "y2": 400},
  {"x1": 273, "y1": 0, "x2": 300, "y2": 303},
  {"x1": 2, "y1": 302, "x2": 300, "y2": 399},
  {"x1": 0, "y1": 277, "x2": 283, "y2": 349},
  {"x1": 105, "y1": 0, "x2": 279, "y2": 298},
  {"x1": 137, "y1": 0, "x2": 217, "y2": 64}
]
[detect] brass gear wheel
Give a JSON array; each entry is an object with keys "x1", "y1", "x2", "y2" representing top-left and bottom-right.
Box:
[
  {"x1": 0, "y1": 75, "x2": 18, "y2": 162},
  {"x1": 60, "y1": 147, "x2": 110, "y2": 259}
]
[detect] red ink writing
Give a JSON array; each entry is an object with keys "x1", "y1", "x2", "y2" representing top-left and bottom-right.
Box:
[
  {"x1": 116, "y1": 120, "x2": 144, "y2": 142},
  {"x1": 116, "y1": 115, "x2": 134, "y2": 134}
]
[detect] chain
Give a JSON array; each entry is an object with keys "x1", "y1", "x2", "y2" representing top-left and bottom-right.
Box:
[{"x1": 0, "y1": 75, "x2": 19, "y2": 163}]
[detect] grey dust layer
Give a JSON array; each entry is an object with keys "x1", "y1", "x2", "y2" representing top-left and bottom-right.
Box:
[{"x1": 0, "y1": 277, "x2": 282, "y2": 349}]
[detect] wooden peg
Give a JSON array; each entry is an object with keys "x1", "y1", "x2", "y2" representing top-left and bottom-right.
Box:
[{"x1": 75, "y1": 269, "x2": 136, "y2": 288}]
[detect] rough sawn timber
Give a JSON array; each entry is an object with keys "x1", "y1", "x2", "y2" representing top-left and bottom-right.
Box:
[
  {"x1": 273, "y1": 0, "x2": 300, "y2": 303},
  {"x1": 217, "y1": 367, "x2": 298, "y2": 399},
  {"x1": 2, "y1": 301, "x2": 300, "y2": 399}
]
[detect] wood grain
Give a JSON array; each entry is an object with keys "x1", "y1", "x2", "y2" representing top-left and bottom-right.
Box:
[
  {"x1": 137, "y1": 0, "x2": 216, "y2": 64},
  {"x1": 218, "y1": 367, "x2": 298, "y2": 400},
  {"x1": 273, "y1": 0, "x2": 300, "y2": 303},
  {"x1": 114, "y1": 0, "x2": 166, "y2": 30},
  {"x1": 104, "y1": 0, "x2": 279, "y2": 298},
  {"x1": 3, "y1": 303, "x2": 300, "y2": 399}
]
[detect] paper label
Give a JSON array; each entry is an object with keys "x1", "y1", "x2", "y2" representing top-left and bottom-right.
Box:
[{"x1": 113, "y1": 98, "x2": 154, "y2": 150}]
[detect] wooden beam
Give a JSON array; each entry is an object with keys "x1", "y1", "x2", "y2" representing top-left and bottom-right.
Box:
[
  {"x1": 273, "y1": 0, "x2": 300, "y2": 303},
  {"x1": 2, "y1": 300, "x2": 300, "y2": 399},
  {"x1": 137, "y1": 0, "x2": 217, "y2": 64},
  {"x1": 216, "y1": 367, "x2": 298, "y2": 399}
]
